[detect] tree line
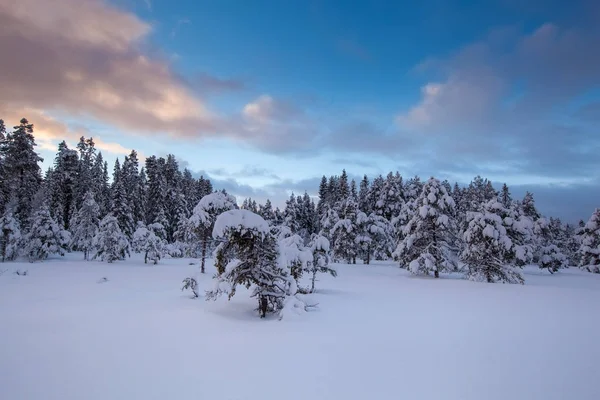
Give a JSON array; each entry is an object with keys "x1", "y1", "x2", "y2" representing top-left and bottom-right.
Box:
[{"x1": 1, "y1": 117, "x2": 599, "y2": 317}]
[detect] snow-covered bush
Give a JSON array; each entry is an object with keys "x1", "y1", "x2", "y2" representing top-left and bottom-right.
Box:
[
  {"x1": 24, "y1": 205, "x2": 69, "y2": 262},
  {"x1": 132, "y1": 223, "x2": 165, "y2": 264},
  {"x1": 308, "y1": 234, "x2": 337, "y2": 293},
  {"x1": 93, "y1": 215, "x2": 130, "y2": 263},
  {"x1": 578, "y1": 209, "x2": 600, "y2": 273},
  {"x1": 69, "y1": 191, "x2": 100, "y2": 260},
  {"x1": 461, "y1": 209, "x2": 524, "y2": 284},
  {"x1": 393, "y1": 177, "x2": 457, "y2": 278},
  {"x1": 206, "y1": 209, "x2": 302, "y2": 318},
  {"x1": 0, "y1": 210, "x2": 21, "y2": 262}
]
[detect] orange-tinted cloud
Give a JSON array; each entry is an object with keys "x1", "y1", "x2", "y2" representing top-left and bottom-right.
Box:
[{"x1": 0, "y1": 0, "x2": 216, "y2": 138}]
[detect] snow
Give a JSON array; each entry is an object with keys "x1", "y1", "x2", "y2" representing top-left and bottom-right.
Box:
[
  {"x1": 1, "y1": 255, "x2": 599, "y2": 400},
  {"x1": 212, "y1": 209, "x2": 270, "y2": 239}
]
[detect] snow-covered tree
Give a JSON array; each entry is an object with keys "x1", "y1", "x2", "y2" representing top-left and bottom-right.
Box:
[
  {"x1": 278, "y1": 231, "x2": 313, "y2": 291},
  {"x1": 70, "y1": 191, "x2": 100, "y2": 260},
  {"x1": 393, "y1": 177, "x2": 456, "y2": 278},
  {"x1": 356, "y1": 212, "x2": 393, "y2": 264},
  {"x1": 461, "y1": 208, "x2": 524, "y2": 284},
  {"x1": 185, "y1": 192, "x2": 237, "y2": 273},
  {"x1": 0, "y1": 118, "x2": 43, "y2": 227},
  {"x1": 331, "y1": 197, "x2": 359, "y2": 263},
  {"x1": 132, "y1": 223, "x2": 165, "y2": 264},
  {"x1": 207, "y1": 210, "x2": 292, "y2": 318},
  {"x1": 24, "y1": 205, "x2": 69, "y2": 262},
  {"x1": 111, "y1": 159, "x2": 135, "y2": 239},
  {"x1": 578, "y1": 209, "x2": 600, "y2": 273},
  {"x1": 534, "y1": 217, "x2": 567, "y2": 273},
  {"x1": 308, "y1": 234, "x2": 337, "y2": 292},
  {"x1": 93, "y1": 215, "x2": 130, "y2": 263},
  {"x1": 0, "y1": 208, "x2": 21, "y2": 262}
]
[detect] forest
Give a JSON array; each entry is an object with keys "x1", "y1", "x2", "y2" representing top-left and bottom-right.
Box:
[{"x1": 1, "y1": 117, "x2": 599, "y2": 317}]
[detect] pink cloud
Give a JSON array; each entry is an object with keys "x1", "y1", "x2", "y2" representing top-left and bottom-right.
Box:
[{"x1": 0, "y1": 0, "x2": 216, "y2": 139}]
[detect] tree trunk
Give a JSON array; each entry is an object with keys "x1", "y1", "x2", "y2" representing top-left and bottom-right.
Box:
[
  {"x1": 259, "y1": 295, "x2": 268, "y2": 318},
  {"x1": 144, "y1": 251, "x2": 148, "y2": 264},
  {"x1": 366, "y1": 245, "x2": 371, "y2": 265},
  {"x1": 200, "y1": 236, "x2": 207, "y2": 274},
  {"x1": 434, "y1": 269, "x2": 439, "y2": 278}
]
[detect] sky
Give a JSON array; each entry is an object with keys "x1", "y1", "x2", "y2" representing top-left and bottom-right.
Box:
[{"x1": 0, "y1": 0, "x2": 598, "y2": 222}]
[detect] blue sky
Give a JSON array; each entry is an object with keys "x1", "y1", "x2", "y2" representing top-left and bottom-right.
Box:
[{"x1": 1, "y1": 0, "x2": 598, "y2": 222}]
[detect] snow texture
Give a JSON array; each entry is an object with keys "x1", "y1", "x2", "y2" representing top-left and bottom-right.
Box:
[
  {"x1": 1, "y1": 255, "x2": 598, "y2": 400},
  {"x1": 213, "y1": 209, "x2": 271, "y2": 239}
]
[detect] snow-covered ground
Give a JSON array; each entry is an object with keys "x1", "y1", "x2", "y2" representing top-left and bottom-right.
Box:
[{"x1": 1, "y1": 254, "x2": 598, "y2": 400}]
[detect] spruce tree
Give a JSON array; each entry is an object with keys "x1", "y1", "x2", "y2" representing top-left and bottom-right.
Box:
[
  {"x1": 461, "y1": 206, "x2": 524, "y2": 284},
  {"x1": 393, "y1": 177, "x2": 456, "y2": 278},
  {"x1": 331, "y1": 197, "x2": 359, "y2": 264},
  {"x1": 1, "y1": 118, "x2": 43, "y2": 227},
  {"x1": 70, "y1": 191, "x2": 100, "y2": 260},
  {"x1": 132, "y1": 222, "x2": 165, "y2": 264},
  {"x1": 0, "y1": 205, "x2": 21, "y2": 262},
  {"x1": 533, "y1": 217, "x2": 567, "y2": 273},
  {"x1": 521, "y1": 191, "x2": 540, "y2": 221},
  {"x1": 358, "y1": 174, "x2": 371, "y2": 214},
  {"x1": 578, "y1": 209, "x2": 600, "y2": 273},
  {"x1": 308, "y1": 234, "x2": 337, "y2": 292},
  {"x1": 207, "y1": 210, "x2": 289, "y2": 318},
  {"x1": 185, "y1": 192, "x2": 237, "y2": 273},
  {"x1": 24, "y1": 205, "x2": 69, "y2": 262},
  {"x1": 93, "y1": 215, "x2": 130, "y2": 263},
  {"x1": 50, "y1": 141, "x2": 79, "y2": 230},
  {"x1": 111, "y1": 160, "x2": 135, "y2": 239}
]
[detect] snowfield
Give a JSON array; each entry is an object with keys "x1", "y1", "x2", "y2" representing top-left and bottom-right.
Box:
[{"x1": 1, "y1": 254, "x2": 599, "y2": 400}]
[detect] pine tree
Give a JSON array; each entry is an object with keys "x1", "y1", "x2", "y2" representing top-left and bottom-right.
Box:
[
  {"x1": 357, "y1": 212, "x2": 393, "y2": 264},
  {"x1": 92, "y1": 153, "x2": 111, "y2": 216},
  {"x1": 358, "y1": 175, "x2": 370, "y2": 214},
  {"x1": 0, "y1": 204, "x2": 21, "y2": 262},
  {"x1": 0, "y1": 118, "x2": 43, "y2": 227},
  {"x1": 74, "y1": 137, "x2": 97, "y2": 210},
  {"x1": 393, "y1": 177, "x2": 456, "y2": 278},
  {"x1": 331, "y1": 197, "x2": 359, "y2": 263},
  {"x1": 461, "y1": 207, "x2": 524, "y2": 284},
  {"x1": 207, "y1": 210, "x2": 289, "y2": 318},
  {"x1": 185, "y1": 192, "x2": 237, "y2": 273},
  {"x1": 499, "y1": 183, "x2": 512, "y2": 208},
  {"x1": 258, "y1": 199, "x2": 276, "y2": 225},
  {"x1": 308, "y1": 234, "x2": 337, "y2": 292},
  {"x1": 533, "y1": 217, "x2": 567, "y2": 273},
  {"x1": 521, "y1": 191, "x2": 540, "y2": 221},
  {"x1": 111, "y1": 159, "x2": 135, "y2": 239},
  {"x1": 132, "y1": 222, "x2": 165, "y2": 264},
  {"x1": 122, "y1": 150, "x2": 145, "y2": 226},
  {"x1": 316, "y1": 175, "x2": 329, "y2": 221},
  {"x1": 578, "y1": 209, "x2": 600, "y2": 273},
  {"x1": 93, "y1": 215, "x2": 130, "y2": 263},
  {"x1": 145, "y1": 156, "x2": 167, "y2": 227},
  {"x1": 70, "y1": 191, "x2": 100, "y2": 260},
  {"x1": 50, "y1": 141, "x2": 79, "y2": 230},
  {"x1": 24, "y1": 205, "x2": 69, "y2": 262}
]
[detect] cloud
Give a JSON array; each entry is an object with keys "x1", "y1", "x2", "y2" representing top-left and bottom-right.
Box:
[
  {"x1": 0, "y1": 0, "x2": 217, "y2": 138},
  {"x1": 394, "y1": 21, "x2": 600, "y2": 183},
  {"x1": 0, "y1": 108, "x2": 132, "y2": 157},
  {"x1": 142, "y1": 0, "x2": 151, "y2": 11}
]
